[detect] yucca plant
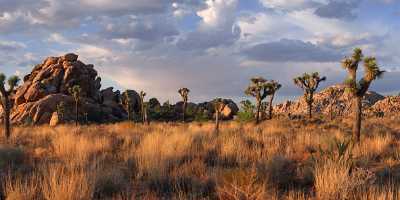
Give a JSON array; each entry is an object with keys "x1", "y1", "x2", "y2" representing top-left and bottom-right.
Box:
[
  {"x1": 245, "y1": 77, "x2": 270, "y2": 124},
  {"x1": 342, "y1": 48, "x2": 384, "y2": 142},
  {"x1": 265, "y1": 80, "x2": 281, "y2": 120},
  {"x1": 178, "y1": 88, "x2": 190, "y2": 122},
  {"x1": 0, "y1": 74, "x2": 20, "y2": 139},
  {"x1": 213, "y1": 98, "x2": 226, "y2": 133},
  {"x1": 294, "y1": 72, "x2": 326, "y2": 119},
  {"x1": 69, "y1": 85, "x2": 82, "y2": 126}
]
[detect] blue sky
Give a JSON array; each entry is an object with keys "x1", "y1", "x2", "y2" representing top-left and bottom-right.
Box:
[{"x1": 0, "y1": 0, "x2": 399, "y2": 103}]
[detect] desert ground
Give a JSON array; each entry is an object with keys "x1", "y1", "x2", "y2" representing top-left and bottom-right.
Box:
[{"x1": 1, "y1": 115, "x2": 400, "y2": 200}]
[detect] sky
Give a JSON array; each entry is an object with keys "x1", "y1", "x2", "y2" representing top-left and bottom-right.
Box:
[{"x1": 0, "y1": 0, "x2": 399, "y2": 103}]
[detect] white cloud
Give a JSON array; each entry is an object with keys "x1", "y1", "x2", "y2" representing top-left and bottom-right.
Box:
[{"x1": 197, "y1": 0, "x2": 238, "y2": 28}]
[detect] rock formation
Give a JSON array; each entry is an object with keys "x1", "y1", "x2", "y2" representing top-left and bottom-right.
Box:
[
  {"x1": 8, "y1": 53, "x2": 137, "y2": 125},
  {"x1": 367, "y1": 96, "x2": 400, "y2": 117},
  {"x1": 274, "y1": 84, "x2": 385, "y2": 117}
]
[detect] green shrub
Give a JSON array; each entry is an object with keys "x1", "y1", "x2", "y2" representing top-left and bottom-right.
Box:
[{"x1": 236, "y1": 100, "x2": 255, "y2": 122}]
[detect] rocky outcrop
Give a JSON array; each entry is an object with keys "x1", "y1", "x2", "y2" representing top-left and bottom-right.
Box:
[
  {"x1": 121, "y1": 90, "x2": 141, "y2": 112},
  {"x1": 274, "y1": 84, "x2": 385, "y2": 117},
  {"x1": 9, "y1": 53, "x2": 132, "y2": 125},
  {"x1": 367, "y1": 96, "x2": 400, "y2": 116}
]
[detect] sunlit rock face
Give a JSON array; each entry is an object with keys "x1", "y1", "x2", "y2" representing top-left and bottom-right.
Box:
[{"x1": 8, "y1": 53, "x2": 138, "y2": 125}]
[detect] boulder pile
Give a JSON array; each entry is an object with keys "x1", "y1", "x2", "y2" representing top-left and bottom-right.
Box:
[
  {"x1": 274, "y1": 84, "x2": 385, "y2": 117},
  {"x1": 367, "y1": 96, "x2": 400, "y2": 116},
  {"x1": 9, "y1": 53, "x2": 141, "y2": 125}
]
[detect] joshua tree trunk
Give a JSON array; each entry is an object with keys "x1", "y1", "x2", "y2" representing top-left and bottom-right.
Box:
[
  {"x1": 75, "y1": 100, "x2": 79, "y2": 126},
  {"x1": 308, "y1": 101, "x2": 312, "y2": 119},
  {"x1": 182, "y1": 101, "x2": 187, "y2": 122},
  {"x1": 215, "y1": 110, "x2": 220, "y2": 133},
  {"x1": 3, "y1": 97, "x2": 10, "y2": 139},
  {"x1": 256, "y1": 99, "x2": 261, "y2": 124},
  {"x1": 268, "y1": 94, "x2": 274, "y2": 120},
  {"x1": 353, "y1": 96, "x2": 362, "y2": 142}
]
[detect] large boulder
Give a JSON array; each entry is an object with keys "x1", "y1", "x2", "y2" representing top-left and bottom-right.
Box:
[
  {"x1": 221, "y1": 99, "x2": 239, "y2": 119},
  {"x1": 7, "y1": 53, "x2": 129, "y2": 125},
  {"x1": 196, "y1": 99, "x2": 239, "y2": 120},
  {"x1": 121, "y1": 90, "x2": 141, "y2": 113}
]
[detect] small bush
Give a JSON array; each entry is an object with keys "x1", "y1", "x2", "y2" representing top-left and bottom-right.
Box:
[{"x1": 0, "y1": 146, "x2": 25, "y2": 169}]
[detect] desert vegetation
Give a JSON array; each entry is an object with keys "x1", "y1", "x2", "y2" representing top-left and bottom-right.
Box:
[{"x1": 1, "y1": 116, "x2": 400, "y2": 199}]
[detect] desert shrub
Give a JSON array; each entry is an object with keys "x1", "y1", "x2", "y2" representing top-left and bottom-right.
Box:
[
  {"x1": 217, "y1": 168, "x2": 266, "y2": 200},
  {"x1": 94, "y1": 167, "x2": 128, "y2": 198},
  {"x1": 257, "y1": 156, "x2": 297, "y2": 190},
  {"x1": 194, "y1": 110, "x2": 210, "y2": 122},
  {"x1": 236, "y1": 100, "x2": 255, "y2": 122},
  {"x1": 0, "y1": 146, "x2": 25, "y2": 169},
  {"x1": 314, "y1": 159, "x2": 375, "y2": 200}
]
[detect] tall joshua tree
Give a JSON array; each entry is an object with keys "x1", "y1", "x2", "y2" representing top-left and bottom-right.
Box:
[
  {"x1": 342, "y1": 48, "x2": 384, "y2": 142},
  {"x1": 122, "y1": 91, "x2": 133, "y2": 121},
  {"x1": 245, "y1": 77, "x2": 270, "y2": 124},
  {"x1": 0, "y1": 74, "x2": 20, "y2": 139},
  {"x1": 265, "y1": 80, "x2": 282, "y2": 120},
  {"x1": 213, "y1": 98, "x2": 226, "y2": 133},
  {"x1": 139, "y1": 91, "x2": 147, "y2": 124},
  {"x1": 69, "y1": 85, "x2": 82, "y2": 126},
  {"x1": 294, "y1": 72, "x2": 326, "y2": 119},
  {"x1": 178, "y1": 88, "x2": 190, "y2": 122}
]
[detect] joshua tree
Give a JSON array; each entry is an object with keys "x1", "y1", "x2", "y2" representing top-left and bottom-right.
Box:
[
  {"x1": 342, "y1": 48, "x2": 384, "y2": 142},
  {"x1": 213, "y1": 98, "x2": 226, "y2": 133},
  {"x1": 69, "y1": 85, "x2": 82, "y2": 126},
  {"x1": 265, "y1": 80, "x2": 282, "y2": 120},
  {"x1": 122, "y1": 91, "x2": 133, "y2": 121},
  {"x1": 0, "y1": 74, "x2": 20, "y2": 139},
  {"x1": 294, "y1": 72, "x2": 326, "y2": 119},
  {"x1": 245, "y1": 77, "x2": 270, "y2": 124},
  {"x1": 178, "y1": 88, "x2": 190, "y2": 122},
  {"x1": 140, "y1": 91, "x2": 147, "y2": 124}
]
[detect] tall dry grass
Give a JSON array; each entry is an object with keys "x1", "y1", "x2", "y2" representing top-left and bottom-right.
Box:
[{"x1": 0, "y1": 116, "x2": 399, "y2": 199}]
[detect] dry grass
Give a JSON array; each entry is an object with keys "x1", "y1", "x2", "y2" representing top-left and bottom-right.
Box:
[{"x1": 1, "y1": 115, "x2": 400, "y2": 199}]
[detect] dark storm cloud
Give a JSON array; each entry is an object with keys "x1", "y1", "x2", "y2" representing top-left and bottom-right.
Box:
[
  {"x1": 242, "y1": 39, "x2": 343, "y2": 62},
  {"x1": 176, "y1": 25, "x2": 241, "y2": 51}
]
